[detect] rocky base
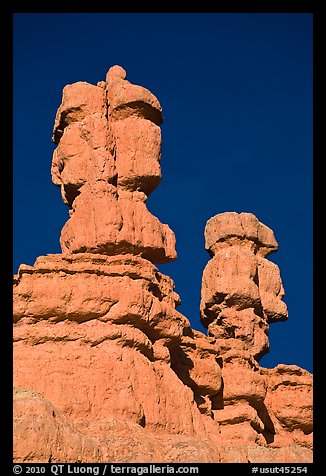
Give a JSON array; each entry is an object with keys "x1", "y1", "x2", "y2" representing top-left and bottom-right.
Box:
[
  {"x1": 13, "y1": 254, "x2": 312, "y2": 463},
  {"x1": 14, "y1": 389, "x2": 312, "y2": 463}
]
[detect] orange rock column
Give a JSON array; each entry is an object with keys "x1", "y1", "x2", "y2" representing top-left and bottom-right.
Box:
[
  {"x1": 200, "y1": 212, "x2": 288, "y2": 445},
  {"x1": 51, "y1": 65, "x2": 176, "y2": 263}
]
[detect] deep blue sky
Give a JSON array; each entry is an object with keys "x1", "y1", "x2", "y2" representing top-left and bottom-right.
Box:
[{"x1": 13, "y1": 13, "x2": 313, "y2": 372}]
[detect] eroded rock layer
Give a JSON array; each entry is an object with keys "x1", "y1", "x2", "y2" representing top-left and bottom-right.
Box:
[
  {"x1": 13, "y1": 67, "x2": 312, "y2": 463},
  {"x1": 14, "y1": 253, "x2": 224, "y2": 462}
]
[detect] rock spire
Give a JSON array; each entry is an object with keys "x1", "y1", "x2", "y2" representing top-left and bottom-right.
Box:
[{"x1": 51, "y1": 65, "x2": 175, "y2": 263}]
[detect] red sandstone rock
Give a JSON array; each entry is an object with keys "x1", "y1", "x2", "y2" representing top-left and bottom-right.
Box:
[
  {"x1": 201, "y1": 246, "x2": 261, "y2": 315},
  {"x1": 205, "y1": 212, "x2": 278, "y2": 257},
  {"x1": 106, "y1": 65, "x2": 163, "y2": 125},
  {"x1": 261, "y1": 365, "x2": 313, "y2": 449},
  {"x1": 58, "y1": 185, "x2": 176, "y2": 262},
  {"x1": 14, "y1": 254, "x2": 219, "y2": 434},
  {"x1": 257, "y1": 257, "x2": 288, "y2": 322},
  {"x1": 53, "y1": 82, "x2": 107, "y2": 144},
  {"x1": 14, "y1": 254, "x2": 184, "y2": 341},
  {"x1": 170, "y1": 329, "x2": 223, "y2": 417},
  {"x1": 14, "y1": 388, "x2": 224, "y2": 463},
  {"x1": 201, "y1": 212, "x2": 288, "y2": 359},
  {"x1": 111, "y1": 117, "x2": 162, "y2": 194},
  {"x1": 52, "y1": 115, "x2": 116, "y2": 207},
  {"x1": 199, "y1": 211, "x2": 311, "y2": 461},
  {"x1": 14, "y1": 69, "x2": 313, "y2": 464},
  {"x1": 51, "y1": 67, "x2": 174, "y2": 262},
  {"x1": 14, "y1": 388, "x2": 102, "y2": 463},
  {"x1": 14, "y1": 253, "x2": 226, "y2": 462}
]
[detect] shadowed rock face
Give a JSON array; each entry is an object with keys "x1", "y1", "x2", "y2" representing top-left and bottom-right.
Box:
[{"x1": 14, "y1": 67, "x2": 312, "y2": 463}]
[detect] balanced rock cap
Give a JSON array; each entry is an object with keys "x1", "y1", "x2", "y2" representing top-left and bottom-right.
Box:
[
  {"x1": 106, "y1": 64, "x2": 163, "y2": 124},
  {"x1": 205, "y1": 212, "x2": 278, "y2": 257}
]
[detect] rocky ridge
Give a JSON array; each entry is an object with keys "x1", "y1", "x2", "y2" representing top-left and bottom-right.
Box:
[{"x1": 13, "y1": 66, "x2": 312, "y2": 463}]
